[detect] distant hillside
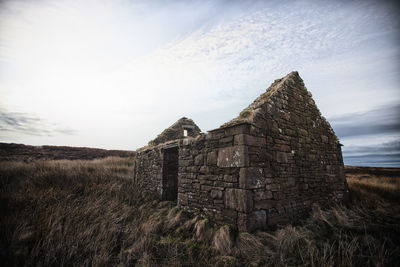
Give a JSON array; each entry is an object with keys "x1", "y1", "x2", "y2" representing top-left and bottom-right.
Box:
[
  {"x1": 0, "y1": 143, "x2": 135, "y2": 161},
  {"x1": 345, "y1": 165, "x2": 400, "y2": 177}
]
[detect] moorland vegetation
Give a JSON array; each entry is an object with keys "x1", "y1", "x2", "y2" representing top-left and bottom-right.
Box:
[{"x1": 1, "y1": 157, "x2": 399, "y2": 266}]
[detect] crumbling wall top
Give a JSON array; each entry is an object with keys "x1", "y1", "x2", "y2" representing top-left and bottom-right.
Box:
[
  {"x1": 218, "y1": 71, "x2": 339, "y2": 143},
  {"x1": 221, "y1": 71, "x2": 300, "y2": 128},
  {"x1": 148, "y1": 117, "x2": 201, "y2": 146}
]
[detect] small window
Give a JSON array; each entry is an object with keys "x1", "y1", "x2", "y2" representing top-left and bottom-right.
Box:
[{"x1": 183, "y1": 129, "x2": 188, "y2": 137}]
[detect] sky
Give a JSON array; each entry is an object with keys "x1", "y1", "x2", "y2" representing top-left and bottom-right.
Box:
[{"x1": 0, "y1": 0, "x2": 399, "y2": 167}]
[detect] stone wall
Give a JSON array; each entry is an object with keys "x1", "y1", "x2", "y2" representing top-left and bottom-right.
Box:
[
  {"x1": 134, "y1": 71, "x2": 348, "y2": 232},
  {"x1": 135, "y1": 145, "x2": 163, "y2": 196},
  {"x1": 135, "y1": 140, "x2": 182, "y2": 200},
  {"x1": 177, "y1": 123, "x2": 253, "y2": 226},
  {"x1": 227, "y1": 72, "x2": 347, "y2": 231}
]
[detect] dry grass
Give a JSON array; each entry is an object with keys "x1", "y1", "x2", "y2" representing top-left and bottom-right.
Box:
[
  {"x1": 0, "y1": 142, "x2": 135, "y2": 161},
  {"x1": 1, "y1": 157, "x2": 147, "y2": 266},
  {"x1": 1, "y1": 158, "x2": 399, "y2": 266},
  {"x1": 0, "y1": 157, "x2": 216, "y2": 266},
  {"x1": 346, "y1": 167, "x2": 400, "y2": 206}
]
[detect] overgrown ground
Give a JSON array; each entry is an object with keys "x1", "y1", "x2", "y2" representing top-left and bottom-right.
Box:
[{"x1": 0, "y1": 158, "x2": 399, "y2": 266}]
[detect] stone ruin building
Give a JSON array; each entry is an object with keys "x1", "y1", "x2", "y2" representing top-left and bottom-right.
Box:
[{"x1": 134, "y1": 71, "x2": 348, "y2": 232}]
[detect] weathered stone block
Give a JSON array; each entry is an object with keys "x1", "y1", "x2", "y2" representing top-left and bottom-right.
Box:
[
  {"x1": 239, "y1": 167, "x2": 265, "y2": 189},
  {"x1": 287, "y1": 176, "x2": 295, "y2": 186},
  {"x1": 234, "y1": 134, "x2": 266, "y2": 147},
  {"x1": 219, "y1": 136, "x2": 233, "y2": 144},
  {"x1": 186, "y1": 166, "x2": 198, "y2": 172},
  {"x1": 223, "y1": 182, "x2": 236, "y2": 188},
  {"x1": 250, "y1": 125, "x2": 264, "y2": 136},
  {"x1": 298, "y1": 128, "x2": 308, "y2": 136},
  {"x1": 276, "y1": 152, "x2": 288, "y2": 163},
  {"x1": 201, "y1": 185, "x2": 212, "y2": 191},
  {"x1": 224, "y1": 188, "x2": 253, "y2": 213},
  {"x1": 194, "y1": 154, "x2": 204, "y2": 165},
  {"x1": 206, "y1": 131, "x2": 224, "y2": 140},
  {"x1": 224, "y1": 124, "x2": 250, "y2": 136},
  {"x1": 213, "y1": 199, "x2": 224, "y2": 205},
  {"x1": 207, "y1": 151, "x2": 217, "y2": 165},
  {"x1": 254, "y1": 199, "x2": 277, "y2": 210},
  {"x1": 199, "y1": 166, "x2": 210, "y2": 174},
  {"x1": 279, "y1": 144, "x2": 291, "y2": 152},
  {"x1": 254, "y1": 116, "x2": 267, "y2": 129},
  {"x1": 273, "y1": 191, "x2": 284, "y2": 200},
  {"x1": 254, "y1": 190, "x2": 273, "y2": 201},
  {"x1": 285, "y1": 128, "x2": 296, "y2": 136},
  {"x1": 210, "y1": 190, "x2": 223, "y2": 199},
  {"x1": 300, "y1": 184, "x2": 309, "y2": 190},
  {"x1": 180, "y1": 159, "x2": 191, "y2": 166},
  {"x1": 270, "y1": 121, "x2": 279, "y2": 134},
  {"x1": 217, "y1": 146, "x2": 249, "y2": 167},
  {"x1": 223, "y1": 174, "x2": 237, "y2": 183}
]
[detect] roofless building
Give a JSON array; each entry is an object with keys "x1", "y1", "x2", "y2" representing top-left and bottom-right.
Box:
[{"x1": 134, "y1": 71, "x2": 348, "y2": 231}]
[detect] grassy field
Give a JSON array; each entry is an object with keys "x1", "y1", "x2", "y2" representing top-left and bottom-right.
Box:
[
  {"x1": 1, "y1": 158, "x2": 399, "y2": 266},
  {"x1": 0, "y1": 143, "x2": 135, "y2": 161}
]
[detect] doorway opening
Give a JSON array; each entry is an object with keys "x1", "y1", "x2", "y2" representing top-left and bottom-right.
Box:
[{"x1": 162, "y1": 147, "x2": 179, "y2": 201}]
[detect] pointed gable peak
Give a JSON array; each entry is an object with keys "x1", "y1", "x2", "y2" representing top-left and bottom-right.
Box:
[{"x1": 221, "y1": 71, "x2": 305, "y2": 128}]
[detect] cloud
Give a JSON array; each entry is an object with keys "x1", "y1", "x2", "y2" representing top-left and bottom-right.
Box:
[
  {"x1": 104, "y1": 0, "x2": 400, "y2": 133},
  {"x1": 328, "y1": 105, "x2": 400, "y2": 167},
  {"x1": 344, "y1": 153, "x2": 400, "y2": 167},
  {"x1": 0, "y1": 107, "x2": 76, "y2": 138},
  {"x1": 0, "y1": 0, "x2": 399, "y2": 154},
  {"x1": 340, "y1": 134, "x2": 400, "y2": 167},
  {"x1": 328, "y1": 104, "x2": 400, "y2": 138},
  {"x1": 342, "y1": 140, "x2": 400, "y2": 155}
]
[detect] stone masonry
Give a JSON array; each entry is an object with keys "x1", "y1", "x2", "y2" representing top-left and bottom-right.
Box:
[{"x1": 134, "y1": 71, "x2": 348, "y2": 232}]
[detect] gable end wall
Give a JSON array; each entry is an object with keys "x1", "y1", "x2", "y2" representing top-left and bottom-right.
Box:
[{"x1": 237, "y1": 73, "x2": 347, "y2": 231}]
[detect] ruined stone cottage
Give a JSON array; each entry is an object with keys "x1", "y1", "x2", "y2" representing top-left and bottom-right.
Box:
[{"x1": 134, "y1": 71, "x2": 347, "y2": 232}]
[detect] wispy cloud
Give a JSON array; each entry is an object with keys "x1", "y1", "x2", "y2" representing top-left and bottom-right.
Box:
[
  {"x1": 0, "y1": 107, "x2": 76, "y2": 138},
  {"x1": 106, "y1": 0, "x2": 400, "y2": 132},
  {"x1": 344, "y1": 153, "x2": 400, "y2": 167},
  {"x1": 329, "y1": 104, "x2": 400, "y2": 138},
  {"x1": 342, "y1": 140, "x2": 400, "y2": 167},
  {"x1": 0, "y1": 0, "x2": 398, "y2": 158},
  {"x1": 330, "y1": 104, "x2": 400, "y2": 167},
  {"x1": 342, "y1": 140, "x2": 400, "y2": 156}
]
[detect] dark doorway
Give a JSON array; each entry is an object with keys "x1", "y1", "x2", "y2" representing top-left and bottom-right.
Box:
[{"x1": 162, "y1": 147, "x2": 179, "y2": 201}]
